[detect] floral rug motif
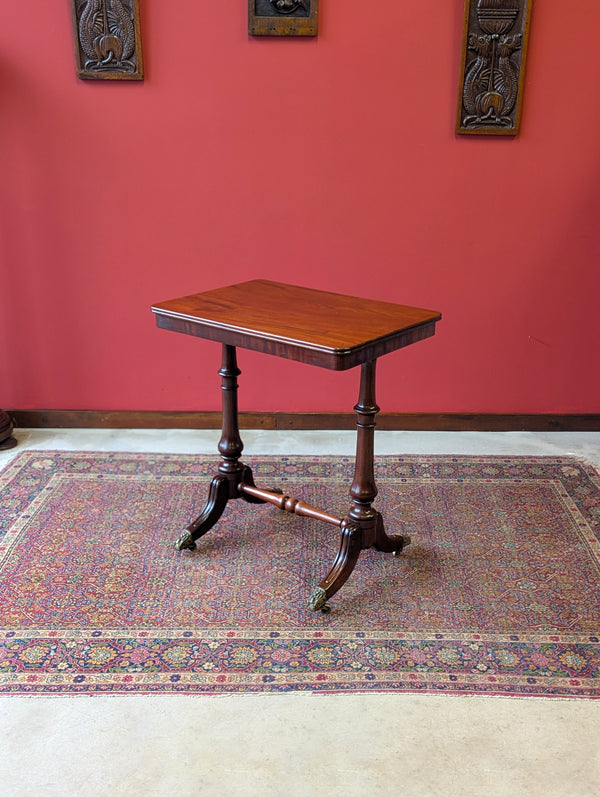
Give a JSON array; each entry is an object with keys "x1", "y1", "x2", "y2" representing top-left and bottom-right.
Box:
[{"x1": 1, "y1": 451, "x2": 599, "y2": 697}]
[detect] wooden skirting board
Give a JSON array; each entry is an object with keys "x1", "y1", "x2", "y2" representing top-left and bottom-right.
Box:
[{"x1": 7, "y1": 410, "x2": 600, "y2": 432}]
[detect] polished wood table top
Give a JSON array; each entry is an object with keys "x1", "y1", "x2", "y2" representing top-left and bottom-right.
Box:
[{"x1": 152, "y1": 279, "x2": 441, "y2": 370}]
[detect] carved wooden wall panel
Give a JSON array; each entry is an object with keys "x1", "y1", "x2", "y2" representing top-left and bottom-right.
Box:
[
  {"x1": 249, "y1": 0, "x2": 319, "y2": 37},
  {"x1": 70, "y1": 0, "x2": 144, "y2": 80},
  {"x1": 456, "y1": 0, "x2": 532, "y2": 135}
]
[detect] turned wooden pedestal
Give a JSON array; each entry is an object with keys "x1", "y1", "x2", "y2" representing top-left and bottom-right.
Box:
[{"x1": 152, "y1": 280, "x2": 441, "y2": 612}]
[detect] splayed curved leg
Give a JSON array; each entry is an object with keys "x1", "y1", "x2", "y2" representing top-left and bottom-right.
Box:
[
  {"x1": 307, "y1": 522, "x2": 363, "y2": 612},
  {"x1": 372, "y1": 512, "x2": 412, "y2": 555},
  {"x1": 174, "y1": 475, "x2": 230, "y2": 550}
]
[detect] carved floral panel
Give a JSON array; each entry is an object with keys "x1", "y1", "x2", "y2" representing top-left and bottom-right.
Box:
[
  {"x1": 71, "y1": 0, "x2": 144, "y2": 80},
  {"x1": 456, "y1": 0, "x2": 532, "y2": 135}
]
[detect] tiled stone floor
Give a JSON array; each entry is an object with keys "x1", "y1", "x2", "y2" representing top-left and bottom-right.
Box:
[{"x1": 1, "y1": 429, "x2": 600, "y2": 797}]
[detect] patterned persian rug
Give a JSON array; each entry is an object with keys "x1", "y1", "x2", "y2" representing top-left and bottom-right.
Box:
[{"x1": 1, "y1": 451, "x2": 599, "y2": 698}]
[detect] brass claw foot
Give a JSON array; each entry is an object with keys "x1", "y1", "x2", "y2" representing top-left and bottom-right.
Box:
[
  {"x1": 174, "y1": 530, "x2": 197, "y2": 551},
  {"x1": 307, "y1": 586, "x2": 329, "y2": 612}
]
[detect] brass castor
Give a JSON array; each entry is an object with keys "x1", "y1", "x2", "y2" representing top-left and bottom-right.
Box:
[{"x1": 393, "y1": 534, "x2": 412, "y2": 556}]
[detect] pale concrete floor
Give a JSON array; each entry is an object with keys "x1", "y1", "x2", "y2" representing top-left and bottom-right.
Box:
[{"x1": 1, "y1": 429, "x2": 600, "y2": 797}]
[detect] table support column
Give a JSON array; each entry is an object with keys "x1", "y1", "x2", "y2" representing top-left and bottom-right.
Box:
[
  {"x1": 174, "y1": 344, "x2": 262, "y2": 551},
  {"x1": 307, "y1": 361, "x2": 379, "y2": 611},
  {"x1": 217, "y1": 345, "x2": 245, "y2": 489},
  {"x1": 307, "y1": 359, "x2": 411, "y2": 611},
  {"x1": 349, "y1": 360, "x2": 379, "y2": 543}
]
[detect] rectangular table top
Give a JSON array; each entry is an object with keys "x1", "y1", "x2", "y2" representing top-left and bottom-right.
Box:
[{"x1": 152, "y1": 280, "x2": 441, "y2": 370}]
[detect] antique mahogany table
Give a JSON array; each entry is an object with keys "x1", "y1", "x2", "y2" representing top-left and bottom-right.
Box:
[{"x1": 152, "y1": 280, "x2": 441, "y2": 612}]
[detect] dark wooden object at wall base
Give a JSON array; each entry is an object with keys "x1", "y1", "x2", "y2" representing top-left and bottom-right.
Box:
[
  {"x1": 70, "y1": 0, "x2": 144, "y2": 80},
  {"x1": 456, "y1": 0, "x2": 532, "y2": 135},
  {"x1": 249, "y1": 0, "x2": 318, "y2": 36},
  {"x1": 0, "y1": 410, "x2": 17, "y2": 450}
]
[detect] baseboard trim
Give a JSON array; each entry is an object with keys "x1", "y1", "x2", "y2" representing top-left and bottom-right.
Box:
[{"x1": 7, "y1": 410, "x2": 600, "y2": 432}]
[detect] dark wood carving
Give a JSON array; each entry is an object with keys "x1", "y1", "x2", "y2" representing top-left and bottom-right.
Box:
[
  {"x1": 249, "y1": 0, "x2": 318, "y2": 37},
  {"x1": 456, "y1": 0, "x2": 532, "y2": 135},
  {"x1": 70, "y1": 0, "x2": 144, "y2": 81},
  {"x1": 0, "y1": 409, "x2": 17, "y2": 451}
]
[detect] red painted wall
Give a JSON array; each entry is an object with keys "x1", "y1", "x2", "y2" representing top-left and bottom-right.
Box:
[{"x1": 1, "y1": 2, "x2": 599, "y2": 414}]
